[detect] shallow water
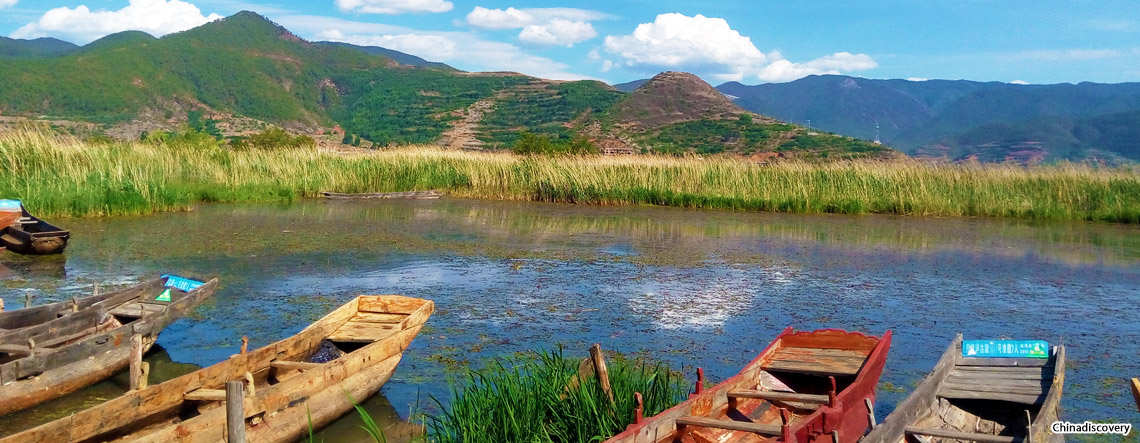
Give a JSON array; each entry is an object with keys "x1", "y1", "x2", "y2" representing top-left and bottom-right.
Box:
[{"x1": 1, "y1": 198, "x2": 1138, "y2": 440}]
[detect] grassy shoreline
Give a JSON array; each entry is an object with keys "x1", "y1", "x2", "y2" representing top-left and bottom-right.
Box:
[{"x1": 3, "y1": 129, "x2": 1139, "y2": 223}]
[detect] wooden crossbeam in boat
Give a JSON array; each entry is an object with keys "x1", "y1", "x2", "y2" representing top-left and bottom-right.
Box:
[
  {"x1": 675, "y1": 416, "x2": 782, "y2": 435},
  {"x1": 327, "y1": 321, "x2": 400, "y2": 343},
  {"x1": 938, "y1": 388, "x2": 1044, "y2": 405},
  {"x1": 726, "y1": 389, "x2": 829, "y2": 404},
  {"x1": 942, "y1": 382, "x2": 1043, "y2": 395},
  {"x1": 32, "y1": 327, "x2": 97, "y2": 349},
  {"x1": 0, "y1": 344, "x2": 31, "y2": 355},
  {"x1": 905, "y1": 426, "x2": 1022, "y2": 442},
  {"x1": 270, "y1": 360, "x2": 323, "y2": 371},
  {"x1": 109, "y1": 302, "x2": 166, "y2": 319},
  {"x1": 949, "y1": 369, "x2": 1046, "y2": 380},
  {"x1": 184, "y1": 389, "x2": 227, "y2": 402},
  {"x1": 958, "y1": 357, "x2": 1050, "y2": 367},
  {"x1": 762, "y1": 346, "x2": 867, "y2": 376}
]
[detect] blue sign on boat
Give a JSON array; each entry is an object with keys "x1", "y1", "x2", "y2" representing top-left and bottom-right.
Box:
[
  {"x1": 0, "y1": 200, "x2": 21, "y2": 210},
  {"x1": 162, "y1": 275, "x2": 205, "y2": 292},
  {"x1": 962, "y1": 340, "x2": 1050, "y2": 359}
]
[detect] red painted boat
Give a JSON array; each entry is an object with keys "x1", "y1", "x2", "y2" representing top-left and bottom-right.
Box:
[{"x1": 606, "y1": 327, "x2": 892, "y2": 443}]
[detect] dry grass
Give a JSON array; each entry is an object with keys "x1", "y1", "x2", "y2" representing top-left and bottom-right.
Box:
[{"x1": 3, "y1": 128, "x2": 1139, "y2": 222}]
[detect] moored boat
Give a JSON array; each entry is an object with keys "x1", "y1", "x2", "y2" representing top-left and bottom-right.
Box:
[
  {"x1": 0, "y1": 202, "x2": 70, "y2": 255},
  {"x1": 606, "y1": 327, "x2": 892, "y2": 443},
  {"x1": 320, "y1": 190, "x2": 442, "y2": 200},
  {"x1": 1132, "y1": 378, "x2": 1140, "y2": 412},
  {"x1": 0, "y1": 275, "x2": 219, "y2": 416},
  {"x1": 862, "y1": 334, "x2": 1065, "y2": 443},
  {"x1": 1, "y1": 294, "x2": 433, "y2": 442}
]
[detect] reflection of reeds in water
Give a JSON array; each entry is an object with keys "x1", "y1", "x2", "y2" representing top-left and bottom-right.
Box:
[
  {"x1": 425, "y1": 348, "x2": 689, "y2": 443},
  {"x1": 4, "y1": 128, "x2": 1139, "y2": 223}
]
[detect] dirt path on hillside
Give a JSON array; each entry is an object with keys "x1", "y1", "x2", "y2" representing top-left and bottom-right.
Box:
[{"x1": 438, "y1": 98, "x2": 494, "y2": 150}]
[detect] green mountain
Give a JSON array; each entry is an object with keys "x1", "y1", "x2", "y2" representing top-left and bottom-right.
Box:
[
  {"x1": 314, "y1": 41, "x2": 453, "y2": 70},
  {"x1": 0, "y1": 12, "x2": 886, "y2": 158},
  {"x1": 0, "y1": 37, "x2": 78, "y2": 58},
  {"x1": 717, "y1": 75, "x2": 1140, "y2": 163}
]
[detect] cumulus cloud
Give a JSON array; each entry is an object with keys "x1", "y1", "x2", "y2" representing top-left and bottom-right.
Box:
[
  {"x1": 336, "y1": 0, "x2": 453, "y2": 15},
  {"x1": 0, "y1": 0, "x2": 17, "y2": 9},
  {"x1": 279, "y1": 15, "x2": 593, "y2": 80},
  {"x1": 603, "y1": 13, "x2": 876, "y2": 83},
  {"x1": 466, "y1": 6, "x2": 605, "y2": 47},
  {"x1": 906, "y1": 77, "x2": 929, "y2": 82},
  {"x1": 1010, "y1": 80, "x2": 1030, "y2": 85},
  {"x1": 11, "y1": 0, "x2": 222, "y2": 43}
]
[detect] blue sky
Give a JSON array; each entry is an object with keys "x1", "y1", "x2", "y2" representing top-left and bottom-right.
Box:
[{"x1": 2, "y1": 0, "x2": 1139, "y2": 85}]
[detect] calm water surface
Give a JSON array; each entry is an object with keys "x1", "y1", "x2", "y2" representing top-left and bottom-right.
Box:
[{"x1": 1, "y1": 198, "x2": 1138, "y2": 440}]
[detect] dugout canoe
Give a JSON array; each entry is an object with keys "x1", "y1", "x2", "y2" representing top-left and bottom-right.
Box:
[
  {"x1": 862, "y1": 334, "x2": 1065, "y2": 443},
  {"x1": 0, "y1": 207, "x2": 70, "y2": 255},
  {"x1": 607, "y1": 327, "x2": 892, "y2": 443},
  {"x1": 2, "y1": 294, "x2": 434, "y2": 443},
  {"x1": 320, "y1": 190, "x2": 442, "y2": 200},
  {"x1": 1133, "y1": 378, "x2": 1140, "y2": 412},
  {"x1": 0, "y1": 276, "x2": 219, "y2": 416}
]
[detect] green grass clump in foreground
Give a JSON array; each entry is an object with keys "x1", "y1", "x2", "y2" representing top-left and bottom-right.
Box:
[
  {"x1": 3, "y1": 128, "x2": 1140, "y2": 223},
  {"x1": 425, "y1": 349, "x2": 690, "y2": 443}
]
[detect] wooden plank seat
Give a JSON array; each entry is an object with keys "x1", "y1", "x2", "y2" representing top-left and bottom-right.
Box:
[
  {"x1": 184, "y1": 389, "x2": 226, "y2": 402},
  {"x1": 676, "y1": 416, "x2": 782, "y2": 435},
  {"x1": 906, "y1": 426, "x2": 1022, "y2": 443},
  {"x1": 762, "y1": 346, "x2": 868, "y2": 376},
  {"x1": 108, "y1": 302, "x2": 167, "y2": 319},
  {"x1": 327, "y1": 317, "x2": 405, "y2": 343},
  {"x1": 270, "y1": 360, "x2": 323, "y2": 371},
  {"x1": 727, "y1": 389, "x2": 830, "y2": 404},
  {"x1": 939, "y1": 362, "x2": 1051, "y2": 405}
]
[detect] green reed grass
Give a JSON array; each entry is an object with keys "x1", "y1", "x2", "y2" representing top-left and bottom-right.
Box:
[
  {"x1": 3, "y1": 128, "x2": 1139, "y2": 222},
  {"x1": 424, "y1": 348, "x2": 690, "y2": 443}
]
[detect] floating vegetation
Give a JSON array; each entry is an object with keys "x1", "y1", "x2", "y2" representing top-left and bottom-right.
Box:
[
  {"x1": 425, "y1": 347, "x2": 690, "y2": 443},
  {"x1": 3, "y1": 128, "x2": 1140, "y2": 223}
]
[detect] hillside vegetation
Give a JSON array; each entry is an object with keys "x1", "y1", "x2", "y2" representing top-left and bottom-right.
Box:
[
  {"x1": 0, "y1": 12, "x2": 884, "y2": 158},
  {"x1": 3, "y1": 129, "x2": 1137, "y2": 223}
]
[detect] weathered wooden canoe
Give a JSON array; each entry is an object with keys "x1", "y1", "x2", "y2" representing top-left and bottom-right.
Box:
[
  {"x1": 862, "y1": 334, "x2": 1065, "y2": 443},
  {"x1": 320, "y1": 190, "x2": 442, "y2": 200},
  {"x1": 1132, "y1": 378, "x2": 1140, "y2": 412},
  {"x1": 1, "y1": 294, "x2": 433, "y2": 443},
  {"x1": 607, "y1": 327, "x2": 892, "y2": 443},
  {"x1": 0, "y1": 207, "x2": 70, "y2": 255},
  {"x1": 0, "y1": 276, "x2": 219, "y2": 416}
]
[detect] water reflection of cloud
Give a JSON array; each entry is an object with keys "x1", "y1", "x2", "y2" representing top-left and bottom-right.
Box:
[{"x1": 627, "y1": 265, "x2": 799, "y2": 330}]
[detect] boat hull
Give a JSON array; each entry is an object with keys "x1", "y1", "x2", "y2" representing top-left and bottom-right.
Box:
[
  {"x1": 0, "y1": 209, "x2": 69, "y2": 255},
  {"x1": 0, "y1": 278, "x2": 218, "y2": 416},
  {"x1": 1, "y1": 294, "x2": 432, "y2": 443}
]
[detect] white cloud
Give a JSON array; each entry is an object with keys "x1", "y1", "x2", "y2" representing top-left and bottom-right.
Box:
[
  {"x1": 1010, "y1": 80, "x2": 1030, "y2": 85},
  {"x1": 280, "y1": 15, "x2": 593, "y2": 80},
  {"x1": 518, "y1": 19, "x2": 595, "y2": 47},
  {"x1": 336, "y1": 0, "x2": 453, "y2": 15},
  {"x1": 603, "y1": 13, "x2": 876, "y2": 83},
  {"x1": 0, "y1": 0, "x2": 18, "y2": 9},
  {"x1": 11, "y1": 0, "x2": 222, "y2": 43},
  {"x1": 466, "y1": 6, "x2": 604, "y2": 47},
  {"x1": 906, "y1": 77, "x2": 929, "y2": 82}
]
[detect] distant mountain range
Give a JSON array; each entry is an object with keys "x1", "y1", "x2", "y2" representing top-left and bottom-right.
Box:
[
  {"x1": 712, "y1": 75, "x2": 1140, "y2": 164},
  {"x1": 0, "y1": 12, "x2": 886, "y2": 159}
]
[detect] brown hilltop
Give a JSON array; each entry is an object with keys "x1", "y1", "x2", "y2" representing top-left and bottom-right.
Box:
[{"x1": 609, "y1": 71, "x2": 766, "y2": 131}]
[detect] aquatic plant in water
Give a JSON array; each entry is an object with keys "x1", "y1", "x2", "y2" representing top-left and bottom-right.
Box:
[{"x1": 425, "y1": 347, "x2": 691, "y2": 443}]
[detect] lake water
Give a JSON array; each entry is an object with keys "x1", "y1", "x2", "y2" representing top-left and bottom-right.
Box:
[{"x1": 2, "y1": 198, "x2": 1138, "y2": 440}]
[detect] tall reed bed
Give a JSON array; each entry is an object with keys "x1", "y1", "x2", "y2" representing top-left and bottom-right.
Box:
[
  {"x1": 425, "y1": 349, "x2": 690, "y2": 443},
  {"x1": 3, "y1": 128, "x2": 1139, "y2": 222}
]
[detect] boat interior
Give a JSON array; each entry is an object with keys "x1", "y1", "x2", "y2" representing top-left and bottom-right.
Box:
[
  {"x1": 672, "y1": 331, "x2": 879, "y2": 442},
  {"x1": 93, "y1": 296, "x2": 430, "y2": 442},
  {"x1": 0, "y1": 280, "x2": 181, "y2": 366},
  {"x1": 905, "y1": 347, "x2": 1059, "y2": 443}
]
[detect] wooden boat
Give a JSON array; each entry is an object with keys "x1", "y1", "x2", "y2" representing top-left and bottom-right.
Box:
[
  {"x1": 2, "y1": 294, "x2": 433, "y2": 442},
  {"x1": 0, "y1": 276, "x2": 219, "y2": 416},
  {"x1": 607, "y1": 327, "x2": 892, "y2": 443},
  {"x1": 1132, "y1": 378, "x2": 1140, "y2": 412},
  {"x1": 320, "y1": 190, "x2": 442, "y2": 200},
  {"x1": 862, "y1": 334, "x2": 1065, "y2": 443},
  {"x1": 0, "y1": 207, "x2": 70, "y2": 255}
]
